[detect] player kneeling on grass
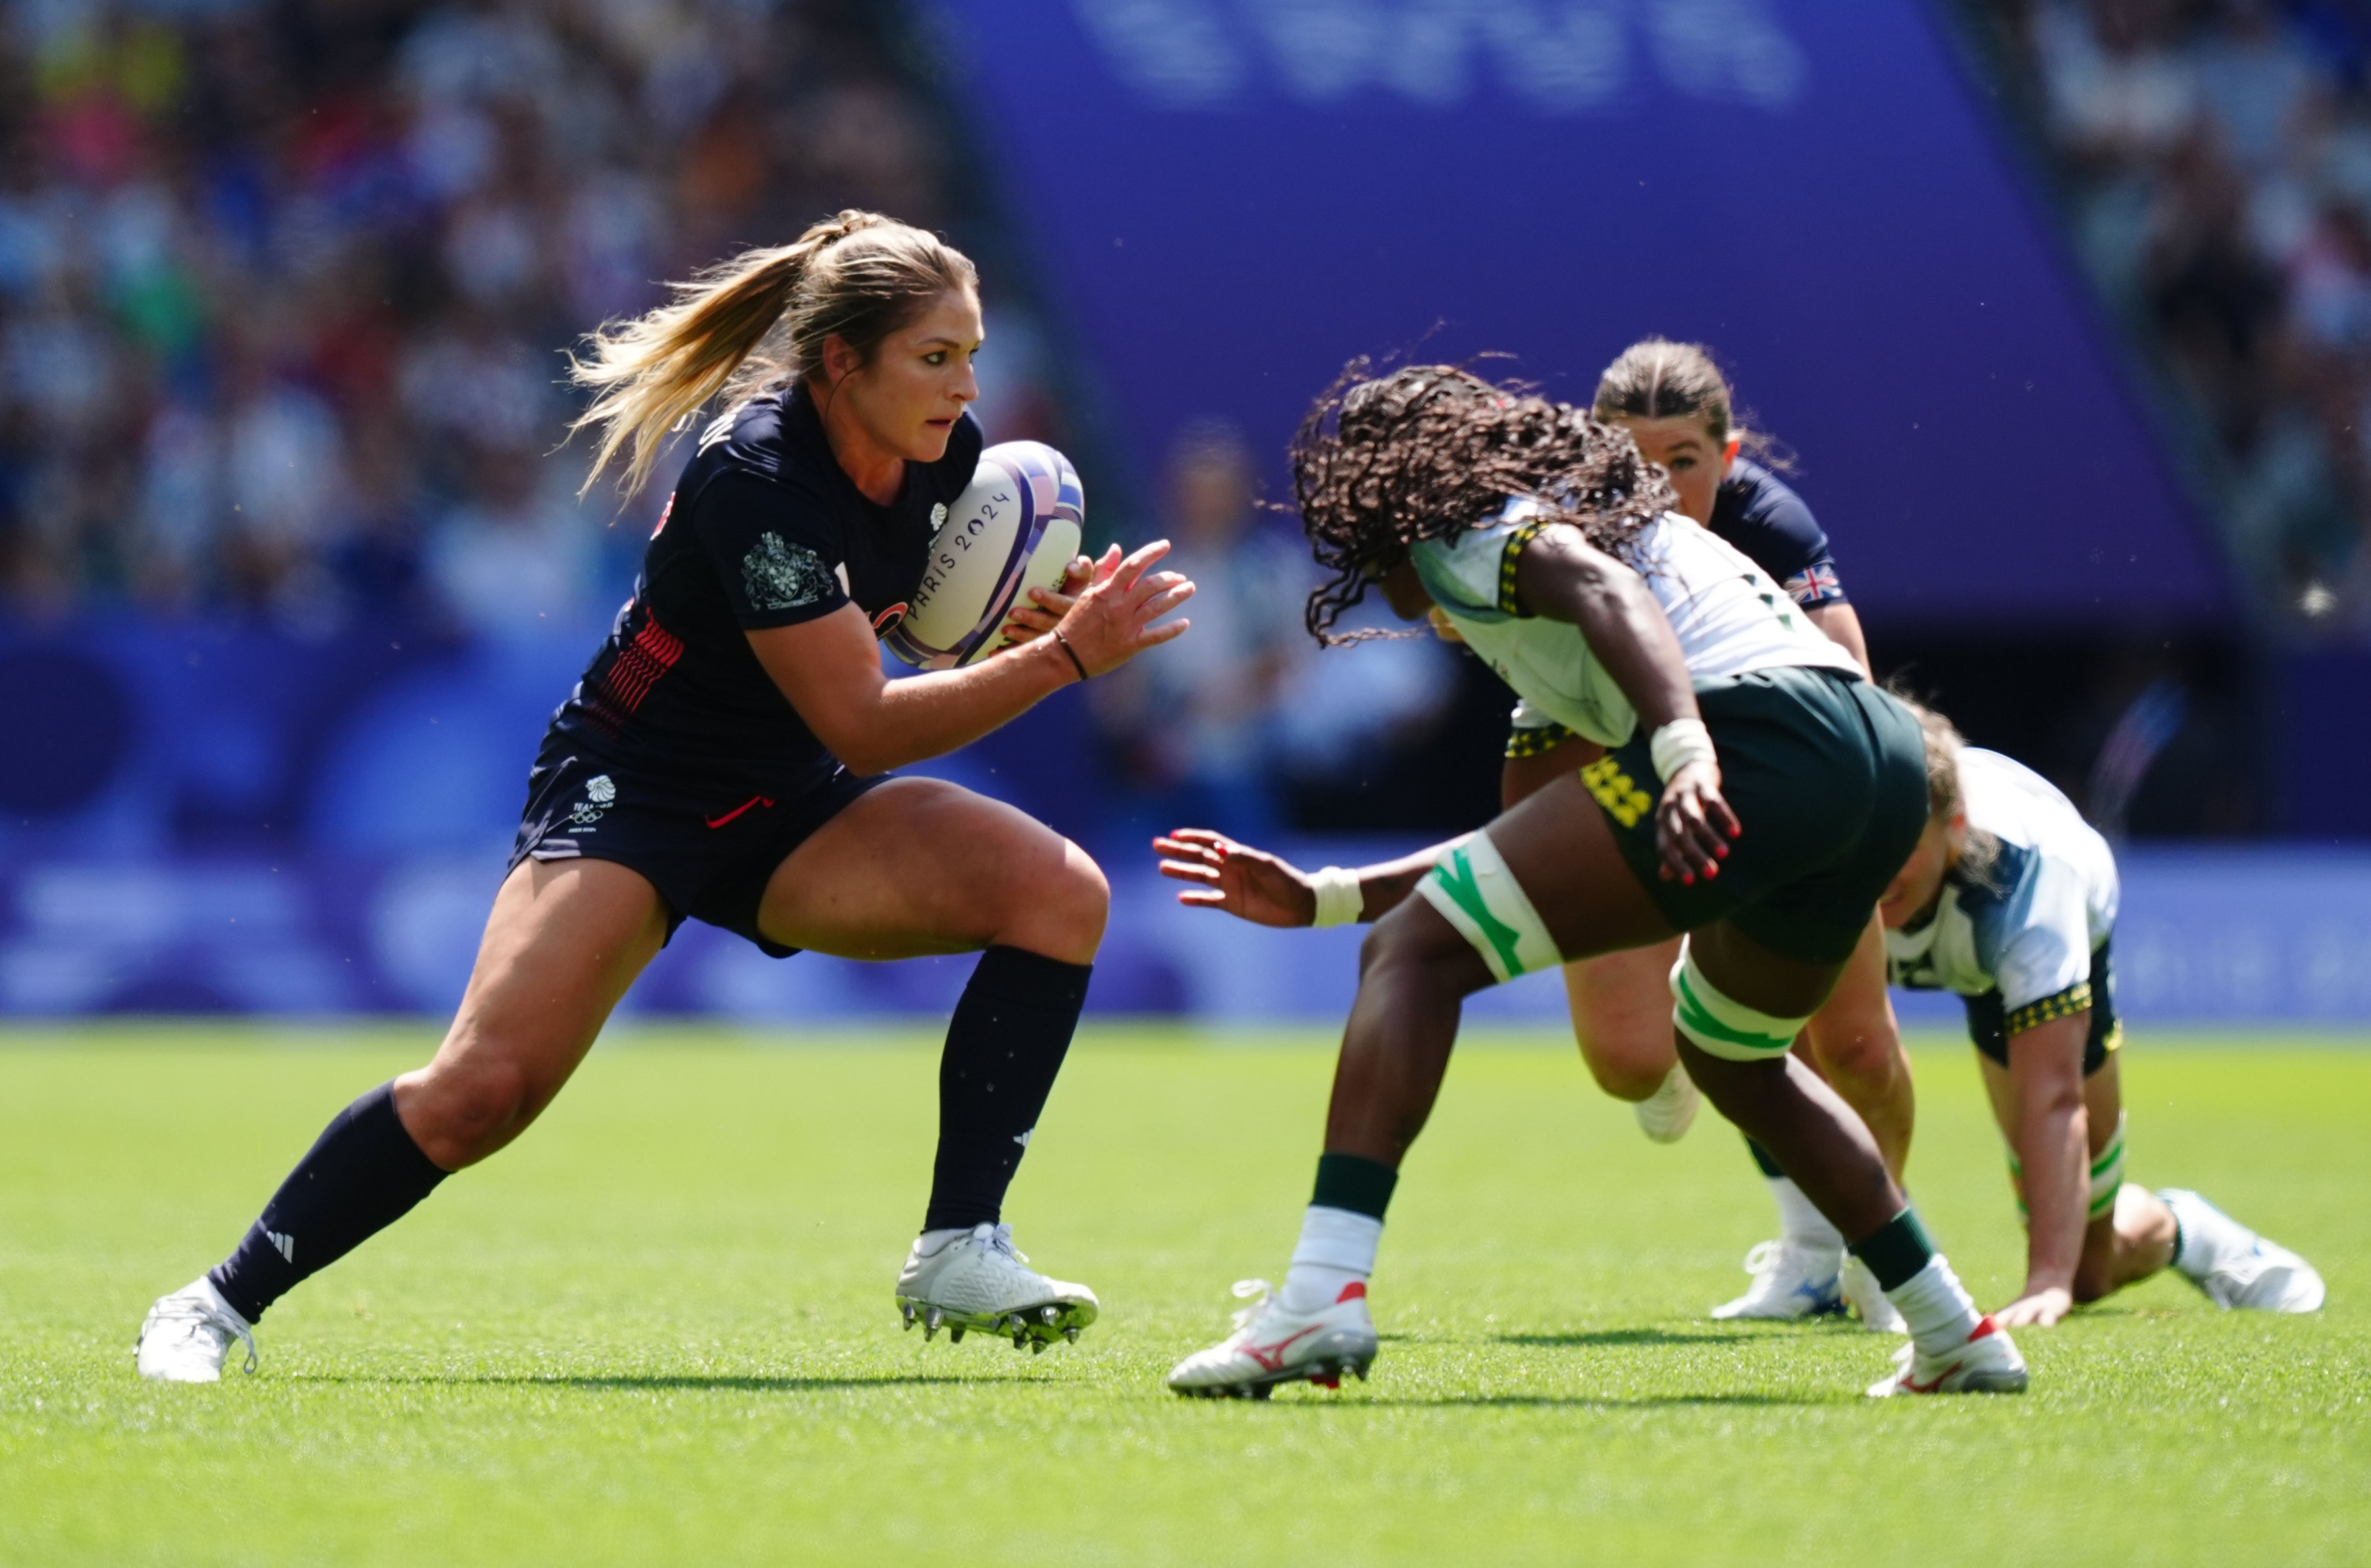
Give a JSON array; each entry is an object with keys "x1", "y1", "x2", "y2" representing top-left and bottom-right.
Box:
[
  {"x1": 1157, "y1": 364, "x2": 2025, "y2": 1399},
  {"x1": 135, "y1": 212, "x2": 1194, "y2": 1382},
  {"x1": 1877, "y1": 702, "x2": 2324, "y2": 1325}
]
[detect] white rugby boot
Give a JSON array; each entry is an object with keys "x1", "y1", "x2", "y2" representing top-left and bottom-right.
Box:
[
  {"x1": 136, "y1": 1277, "x2": 257, "y2": 1383},
  {"x1": 2159, "y1": 1189, "x2": 2326, "y2": 1313},
  {"x1": 1866, "y1": 1314, "x2": 2027, "y2": 1396},
  {"x1": 1632, "y1": 1062, "x2": 1701, "y2": 1144},
  {"x1": 1839, "y1": 1255, "x2": 1909, "y2": 1334},
  {"x1": 896, "y1": 1222, "x2": 1099, "y2": 1350},
  {"x1": 1168, "y1": 1278, "x2": 1379, "y2": 1398},
  {"x1": 1710, "y1": 1240, "x2": 1845, "y2": 1320}
]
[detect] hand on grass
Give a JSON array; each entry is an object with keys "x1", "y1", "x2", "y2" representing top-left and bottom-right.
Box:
[{"x1": 1993, "y1": 1286, "x2": 2073, "y2": 1328}]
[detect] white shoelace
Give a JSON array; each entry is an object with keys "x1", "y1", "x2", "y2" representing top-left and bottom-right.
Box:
[
  {"x1": 969, "y1": 1221, "x2": 1029, "y2": 1267},
  {"x1": 1228, "y1": 1278, "x2": 1275, "y2": 1332},
  {"x1": 160, "y1": 1295, "x2": 258, "y2": 1374}
]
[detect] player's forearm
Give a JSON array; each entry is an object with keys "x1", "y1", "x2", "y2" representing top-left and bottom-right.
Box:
[
  {"x1": 833, "y1": 639, "x2": 1077, "y2": 773},
  {"x1": 2012, "y1": 1087, "x2": 2090, "y2": 1295},
  {"x1": 1805, "y1": 602, "x2": 1870, "y2": 675},
  {"x1": 1340, "y1": 844, "x2": 1465, "y2": 923}
]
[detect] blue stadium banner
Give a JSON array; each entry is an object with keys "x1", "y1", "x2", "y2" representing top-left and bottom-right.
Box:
[{"x1": 927, "y1": 0, "x2": 2229, "y2": 625}]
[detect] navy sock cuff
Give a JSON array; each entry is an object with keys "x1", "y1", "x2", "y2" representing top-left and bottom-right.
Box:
[
  {"x1": 1311, "y1": 1152, "x2": 1398, "y2": 1220},
  {"x1": 966, "y1": 946, "x2": 1093, "y2": 1011},
  {"x1": 1848, "y1": 1206, "x2": 1935, "y2": 1294}
]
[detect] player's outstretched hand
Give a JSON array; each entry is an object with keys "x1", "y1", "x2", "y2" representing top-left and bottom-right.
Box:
[
  {"x1": 1655, "y1": 758, "x2": 1741, "y2": 885},
  {"x1": 1993, "y1": 1286, "x2": 2073, "y2": 1329},
  {"x1": 1051, "y1": 541, "x2": 1194, "y2": 675},
  {"x1": 1155, "y1": 829, "x2": 1318, "y2": 927},
  {"x1": 999, "y1": 554, "x2": 1095, "y2": 645}
]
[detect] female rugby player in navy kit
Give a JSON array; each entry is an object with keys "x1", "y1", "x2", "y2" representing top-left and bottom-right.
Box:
[{"x1": 136, "y1": 210, "x2": 1193, "y2": 1381}]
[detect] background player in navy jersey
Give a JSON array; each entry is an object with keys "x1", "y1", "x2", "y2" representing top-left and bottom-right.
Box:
[
  {"x1": 1495, "y1": 340, "x2": 1916, "y2": 1324},
  {"x1": 135, "y1": 210, "x2": 1193, "y2": 1381}
]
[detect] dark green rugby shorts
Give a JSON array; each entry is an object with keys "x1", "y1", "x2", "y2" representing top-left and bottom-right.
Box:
[{"x1": 1583, "y1": 666, "x2": 1929, "y2": 966}]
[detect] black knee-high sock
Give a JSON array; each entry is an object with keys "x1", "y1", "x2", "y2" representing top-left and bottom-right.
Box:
[
  {"x1": 207, "y1": 1084, "x2": 449, "y2": 1324},
  {"x1": 924, "y1": 947, "x2": 1092, "y2": 1232}
]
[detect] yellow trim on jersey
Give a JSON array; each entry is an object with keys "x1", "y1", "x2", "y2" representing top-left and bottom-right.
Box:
[
  {"x1": 1496, "y1": 516, "x2": 1553, "y2": 617},
  {"x1": 2004, "y1": 980, "x2": 2093, "y2": 1039},
  {"x1": 1505, "y1": 721, "x2": 1582, "y2": 760}
]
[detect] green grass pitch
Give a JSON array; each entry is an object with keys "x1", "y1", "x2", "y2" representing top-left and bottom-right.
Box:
[{"x1": 2, "y1": 1024, "x2": 2366, "y2": 1566}]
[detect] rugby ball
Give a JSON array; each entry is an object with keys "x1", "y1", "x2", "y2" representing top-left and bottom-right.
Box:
[{"x1": 885, "y1": 441, "x2": 1085, "y2": 669}]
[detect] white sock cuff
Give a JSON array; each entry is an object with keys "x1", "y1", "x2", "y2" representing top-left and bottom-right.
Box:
[
  {"x1": 1291, "y1": 1205, "x2": 1384, "y2": 1276},
  {"x1": 1887, "y1": 1253, "x2": 1983, "y2": 1347}
]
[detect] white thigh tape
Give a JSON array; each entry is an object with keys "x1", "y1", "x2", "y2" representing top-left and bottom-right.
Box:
[
  {"x1": 1671, "y1": 948, "x2": 1810, "y2": 1062},
  {"x1": 1417, "y1": 831, "x2": 1561, "y2": 985}
]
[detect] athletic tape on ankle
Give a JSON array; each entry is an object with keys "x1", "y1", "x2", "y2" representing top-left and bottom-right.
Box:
[
  {"x1": 1671, "y1": 949, "x2": 1811, "y2": 1062},
  {"x1": 1415, "y1": 830, "x2": 1561, "y2": 984}
]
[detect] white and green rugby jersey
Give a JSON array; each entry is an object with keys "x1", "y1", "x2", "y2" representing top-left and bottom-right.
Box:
[
  {"x1": 1411, "y1": 501, "x2": 1861, "y2": 748},
  {"x1": 1885, "y1": 748, "x2": 2120, "y2": 1032}
]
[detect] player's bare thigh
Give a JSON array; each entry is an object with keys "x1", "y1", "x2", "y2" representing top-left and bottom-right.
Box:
[
  {"x1": 1475, "y1": 771, "x2": 1677, "y2": 962},
  {"x1": 394, "y1": 856, "x2": 672, "y2": 1168},
  {"x1": 1563, "y1": 940, "x2": 1683, "y2": 1100},
  {"x1": 757, "y1": 776, "x2": 1107, "y2": 965}
]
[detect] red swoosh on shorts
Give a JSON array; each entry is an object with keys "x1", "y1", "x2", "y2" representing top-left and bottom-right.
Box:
[{"x1": 705, "y1": 795, "x2": 774, "y2": 829}]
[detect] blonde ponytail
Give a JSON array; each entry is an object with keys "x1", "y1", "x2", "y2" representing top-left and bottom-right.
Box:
[{"x1": 566, "y1": 209, "x2": 977, "y2": 498}]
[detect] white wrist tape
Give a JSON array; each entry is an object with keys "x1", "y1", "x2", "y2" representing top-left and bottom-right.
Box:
[
  {"x1": 1308, "y1": 866, "x2": 1365, "y2": 928},
  {"x1": 1648, "y1": 718, "x2": 1717, "y2": 783}
]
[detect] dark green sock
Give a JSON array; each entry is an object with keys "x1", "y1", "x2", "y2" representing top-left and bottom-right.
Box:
[
  {"x1": 1745, "y1": 1138, "x2": 1785, "y2": 1179},
  {"x1": 1848, "y1": 1207, "x2": 1936, "y2": 1293},
  {"x1": 1311, "y1": 1151, "x2": 1398, "y2": 1220}
]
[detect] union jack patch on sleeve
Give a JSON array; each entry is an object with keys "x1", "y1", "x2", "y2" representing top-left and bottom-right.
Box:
[{"x1": 1781, "y1": 558, "x2": 1844, "y2": 608}]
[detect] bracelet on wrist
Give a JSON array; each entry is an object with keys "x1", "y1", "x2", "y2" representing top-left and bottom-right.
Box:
[{"x1": 1051, "y1": 629, "x2": 1090, "y2": 683}]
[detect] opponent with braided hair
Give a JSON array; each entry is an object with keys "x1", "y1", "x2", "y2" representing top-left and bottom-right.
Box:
[
  {"x1": 1161, "y1": 363, "x2": 2027, "y2": 1399},
  {"x1": 135, "y1": 212, "x2": 1193, "y2": 1381}
]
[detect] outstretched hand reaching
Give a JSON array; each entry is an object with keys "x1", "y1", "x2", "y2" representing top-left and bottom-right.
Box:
[{"x1": 1153, "y1": 829, "x2": 1318, "y2": 928}]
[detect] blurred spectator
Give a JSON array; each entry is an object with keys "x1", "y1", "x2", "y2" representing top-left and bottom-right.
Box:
[
  {"x1": 0, "y1": 0, "x2": 1051, "y2": 640},
  {"x1": 1093, "y1": 421, "x2": 1309, "y2": 834},
  {"x1": 1973, "y1": 0, "x2": 2371, "y2": 637}
]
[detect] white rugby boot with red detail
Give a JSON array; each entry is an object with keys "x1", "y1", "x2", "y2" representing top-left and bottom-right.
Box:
[
  {"x1": 1865, "y1": 1315, "x2": 2029, "y2": 1397},
  {"x1": 1167, "y1": 1278, "x2": 1379, "y2": 1398}
]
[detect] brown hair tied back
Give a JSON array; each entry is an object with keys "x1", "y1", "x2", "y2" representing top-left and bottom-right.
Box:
[
  {"x1": 1290, "y1": 361, "x2": 1678, "y2": 645},
  {"x1": 1888, "y1": 687, "x2": 2001, "y2": 886}
]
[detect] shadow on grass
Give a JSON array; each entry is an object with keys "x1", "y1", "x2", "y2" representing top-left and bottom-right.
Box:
[
  {"x1": 1275, "y1": 1390, "x2": 1835, "y2": 1410},
  {"x1": 1494, "y1": 1327, "x2": 1756, "y2": 1349},
  {"x1": 294, "y1": 1373, "x2": 980, "y2": 1393}
]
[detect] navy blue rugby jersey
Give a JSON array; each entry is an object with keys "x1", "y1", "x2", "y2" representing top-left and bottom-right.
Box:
[
  {"x1": 547, "y1": 382, "x2": 985, "y2": 795},
  {"x1": 1707, "y1": 457, "x2": 1848, "y2": 610}
]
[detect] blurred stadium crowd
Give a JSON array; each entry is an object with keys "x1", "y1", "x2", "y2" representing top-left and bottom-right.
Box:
[
  {"x1": 0, "y1": 0, "x2": 1005, "y2": 629},
  {"x1": 0, "y1": 0, "x2": 1460, "y2": 838},
  {"x1": 1971, "y1": 0, "x2": 2371, "y2": 637}
]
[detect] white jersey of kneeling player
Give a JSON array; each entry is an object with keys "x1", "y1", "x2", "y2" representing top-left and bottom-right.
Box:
[
  {"x1": 1412, "y1": 502, "x2": 1862, "y2": 750},
  {"x1": 1883, "y1": 748, "x2": 2119, "y2": 1010}
]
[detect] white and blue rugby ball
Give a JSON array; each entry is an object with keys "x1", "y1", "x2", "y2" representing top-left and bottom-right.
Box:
[{"x1": 885, "y1": 440, "x2": 1085, "y2": 669}]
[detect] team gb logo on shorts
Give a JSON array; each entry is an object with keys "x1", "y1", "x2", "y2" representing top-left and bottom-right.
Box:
[{"x1": 586, "y1": 775, "x2": 616, "y2": 804}]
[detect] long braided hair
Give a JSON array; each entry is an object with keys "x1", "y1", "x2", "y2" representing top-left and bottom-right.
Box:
[{"x1": 1291, "y1": 361, "x2": 1678, "y2": 644}]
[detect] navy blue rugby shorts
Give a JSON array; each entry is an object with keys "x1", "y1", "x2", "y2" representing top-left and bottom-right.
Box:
[{"x1": 507, "y1": 746, "x2": 884, "y2": 958}]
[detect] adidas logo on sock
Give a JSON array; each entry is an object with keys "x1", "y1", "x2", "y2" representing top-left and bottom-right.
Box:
[{"x1": 266, "y1": 1230, "x2": 296, "y2": 1265}]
